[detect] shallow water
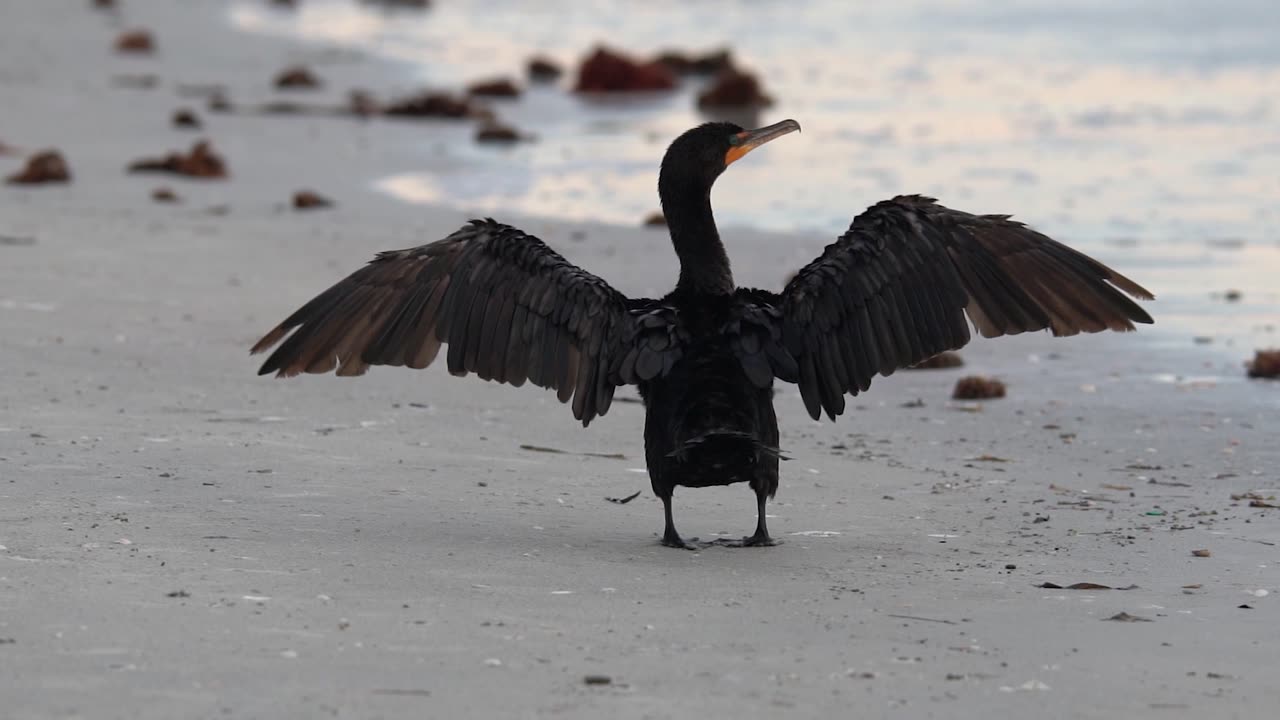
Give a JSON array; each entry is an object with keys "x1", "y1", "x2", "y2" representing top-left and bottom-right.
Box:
[{"x1": 231, "y1": 0, "x2": 1280, "y2": 350}]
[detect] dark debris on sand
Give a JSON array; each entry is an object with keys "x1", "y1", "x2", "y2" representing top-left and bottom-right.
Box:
[
  {"x1": 475, "y1": 121, "x2": 528, "y2": 144},
  {"x1": 7, "y1": 150, "x2": 71, "y2": 185},
  {"x1": 952, "y1": 376, "x2": 1006, "y2": 400},
  {"x1": 128, "y1": 141, "x2": 226, "y2": 179},
  {"x1": 527, "y1": 56, "x2": 563, "y2": 82},
  {"x1": 151, "y1": 187, "x2": 180, "y2": 203},
  {"x1": 574, "y1": 46, "x2": 676, "y2": 93},
  {"x1": 172, "y1": 108, "x2": 202, "y2": 129}
]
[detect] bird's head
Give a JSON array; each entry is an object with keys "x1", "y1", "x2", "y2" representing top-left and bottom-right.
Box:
[{"x1": 659, "y1": 119, "x2": 801, "y2": 205}]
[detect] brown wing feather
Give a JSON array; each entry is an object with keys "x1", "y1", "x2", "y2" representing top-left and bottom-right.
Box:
[
  {"x1": 251, "y1": 220, "x2": 636, "y2": 426},
  {"x1": 780, "y1": 195, "x2": 1154, "y2": 420}
]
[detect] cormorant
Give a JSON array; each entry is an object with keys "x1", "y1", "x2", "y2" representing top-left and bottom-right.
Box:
[{"x1": 251, "y1": 119, "x2": 1153, "y2": 549}]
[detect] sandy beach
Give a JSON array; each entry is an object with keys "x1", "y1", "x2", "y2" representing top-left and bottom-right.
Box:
[{"x1": 2, "y1": 2, "x2": 1277, "y2": 719}]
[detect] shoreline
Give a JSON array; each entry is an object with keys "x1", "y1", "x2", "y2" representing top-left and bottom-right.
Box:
[{"x1": 2, "y1": 2, "x2": 1277, "y2": 719}]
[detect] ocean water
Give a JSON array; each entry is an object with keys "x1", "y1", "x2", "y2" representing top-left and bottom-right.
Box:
[{"x1": 231, "y1": 0, "x2": 1280, "y2": 353}]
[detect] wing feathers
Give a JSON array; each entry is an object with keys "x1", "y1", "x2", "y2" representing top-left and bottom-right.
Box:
[
  {"x1": 780, "y1": 195, "x2": 1153, "y2": 420},
  {"x1": 251, "y1": 221, "x2": 635, "y2": 425}
]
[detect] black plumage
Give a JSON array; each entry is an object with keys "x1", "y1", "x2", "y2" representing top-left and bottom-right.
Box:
[{"x1": 252, "y1": 119, "x2": 1153, "y2": 548}]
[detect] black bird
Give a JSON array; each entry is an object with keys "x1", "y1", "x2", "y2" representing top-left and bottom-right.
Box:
[{"x1": 251, "y1": 119, "x2": 1153, "y2": 549}]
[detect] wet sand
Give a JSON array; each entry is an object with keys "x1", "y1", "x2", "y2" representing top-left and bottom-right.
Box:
[{"x1": 2, "y1": 2, "x2": 1277, "y2": 719}]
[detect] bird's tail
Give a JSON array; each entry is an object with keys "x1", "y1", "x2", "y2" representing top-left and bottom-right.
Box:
[{"x1": 663, "y1": 430, "x2": 786, "y2": 485}]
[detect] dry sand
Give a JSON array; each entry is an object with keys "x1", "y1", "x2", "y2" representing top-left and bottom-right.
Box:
[{"x1": 1, "y1": 2, "x2": 1276, "y2": 719}]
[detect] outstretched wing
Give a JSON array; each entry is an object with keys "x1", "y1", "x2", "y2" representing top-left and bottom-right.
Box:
[
  {"x1": 779, "y1": 195, "x2": 1154, "y2": 420},
  {"x1": 251, "y1": 219, "x2": 639, "y2": 425}
]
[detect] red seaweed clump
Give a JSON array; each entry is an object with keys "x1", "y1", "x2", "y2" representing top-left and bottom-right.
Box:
[
  {"x1": 7, "y1": 150, "x2": 71, "y2": 185},
  {"x1": 128, "y1": 141, "x2": 226, "y2": 179},
  {"x1": 467, "y1": 77, "x2": 521, "y2": 98},
  {"x1": 1246, "y1": 349, "x2": 1280, "y2": 379},
  {"x1": 655, "y1": 49, "x2": 733, "y2": 75},
  {"x1": 475, "y1": 121, "x2": 528, "y2": 144},
  {"x1": 293, "y1": 190, "x2": 333, "y2": 210},
  {"x1": 274, "y1": 66, "x2": 322, "y2": 90},
  {"x1": 697, "y1": 66, "x2": 773, "y2": 108},
  {"x1": 952, "y1": 376, "x2": 1006, "y2": 400},
  {"x1": 115, "y1": 30, "x2": 155, "y2": 54},
  {"x1": 574, "y1": 47, "x2": 676, "y2": 93},
  {"x1": 383, "y1": 91, "x2": 477, "y2": 119}
]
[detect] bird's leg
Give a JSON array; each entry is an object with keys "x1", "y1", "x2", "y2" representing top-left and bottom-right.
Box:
[
  {"x1": 660, "y1": 492, "x2": 696, "y2": 550},
  {"x1": 742, "y1": 488, "x2": 778, "y2": 547}
]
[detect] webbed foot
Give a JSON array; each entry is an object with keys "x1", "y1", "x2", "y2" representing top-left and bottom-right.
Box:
[
  {"x1": 741, "y1": 530, "x2": 780, "y2": 547},
  {"x1": 661, "y1": 533, "x2": 699, "y2": 550}
]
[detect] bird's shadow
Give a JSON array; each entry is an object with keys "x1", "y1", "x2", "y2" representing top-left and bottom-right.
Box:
[{"x1": 665, "y1": 536, "x2": 784, "y2": 551}]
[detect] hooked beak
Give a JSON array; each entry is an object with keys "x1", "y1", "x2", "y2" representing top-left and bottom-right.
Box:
[{"x1": 725, "y1": 119, "x2": 801, "y2": 167}]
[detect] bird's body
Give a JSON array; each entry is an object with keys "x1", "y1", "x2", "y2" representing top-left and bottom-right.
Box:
[
  {"x1": 638, "y1": 288, "x2": 782, "y2": 546},
  {"x1": 252, "y1": 119, "x2": 1154, "y2": 548}
]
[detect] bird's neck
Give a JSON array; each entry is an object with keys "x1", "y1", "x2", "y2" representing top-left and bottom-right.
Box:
[{"x1": 666, "y1": 192, "x2": 734, "y2": 296}]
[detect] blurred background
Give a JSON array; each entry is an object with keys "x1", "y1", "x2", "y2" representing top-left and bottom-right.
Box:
[{"x1": 229, "y1": 0, "x2": 1279, "y2": 352}]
